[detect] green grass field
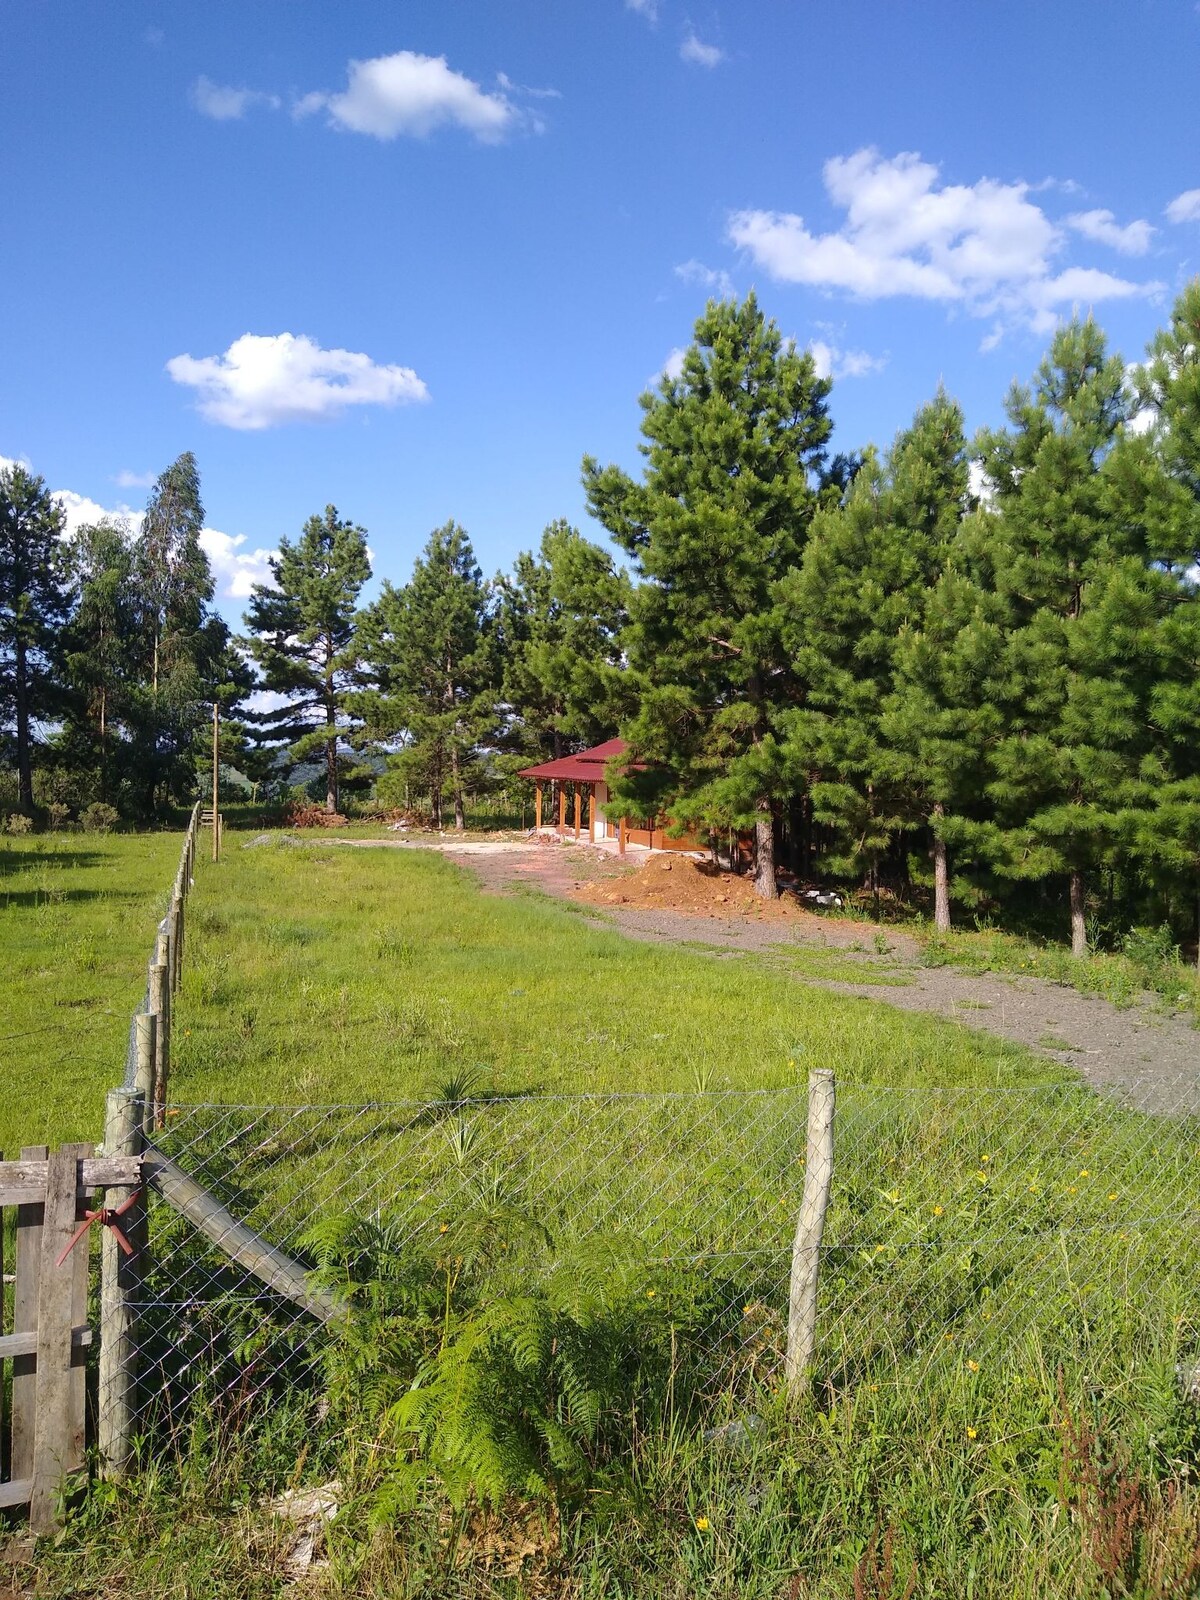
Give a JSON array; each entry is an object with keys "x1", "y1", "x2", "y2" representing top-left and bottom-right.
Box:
[{"x1": 6, "y1": 829, "x2": 1200, "y2": 1598}]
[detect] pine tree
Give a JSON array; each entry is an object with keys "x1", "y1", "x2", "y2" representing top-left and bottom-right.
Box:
[
  {"x1": 496, "y1": 520, "x2": 631, "y2": 763},
  {"x1": 0, "y1": 463, "x2": 72, "y2": 813},
  {"x1": 61, "y1": 519, "x2": 139, "y2": 803},
  {"x1": 357, "y1": 522, "x2": 495, "y2": 830},
  {"x1": 583, "y1": 295, "x2": 832, "y2": 896},
  {"x1": 977, "y1": 319, "x2": 1152, "y2": 958},
  {"x1": 242, "y1": 505, "x2": 371, "y2": 814},
  {"x1": 778, "y1": 392, "x2": 971, "y2": 912}
]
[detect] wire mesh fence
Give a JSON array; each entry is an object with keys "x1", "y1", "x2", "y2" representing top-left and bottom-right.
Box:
[{"x1": 104, "y1": 1072, "x2": 1200, "y2": 1448}]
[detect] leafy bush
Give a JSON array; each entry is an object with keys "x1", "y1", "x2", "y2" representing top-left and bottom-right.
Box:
[
  {"x1": 1123, "y1": 923, "x2": 1181, "y2": 973},
  {"x1": 4, "y1": 812, "x2": 33, "y2": 834},
  {"x1": 284, "y1": 799, "x2": 349, "y2": 828},
  {"x1": 80, "y1": 801, "x2": 120, "y2": 834},
  {"x1": 46, "y1": 801, "x2": 71, "y2": 830}
]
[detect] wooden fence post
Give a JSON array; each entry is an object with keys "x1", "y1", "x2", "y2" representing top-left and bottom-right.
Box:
[
  {"x1": 29, "y1": 1144, "x2": 91, "y2": 1534},
  {"x1": 10, "y1": 1144, "x2": 47, "y2": 1488},
  {"x1": 99, "y1": 1092, "x2": 144, "y2": 1478},
  {"x1": 149, "y1": 959, "x2": 170, "y2": 1128},
  {"x1": 134, "y1": 1013, "x2": 156, "y2": 1139},
  {"x1": 785, "y1": 1069, "x2": 835, "y2": 1394}
]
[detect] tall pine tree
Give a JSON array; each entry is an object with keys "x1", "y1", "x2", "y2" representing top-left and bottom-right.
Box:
[
  {"x1": 358, "y1": 522, "x2": 495, "y2": 830},
  {"x1": 583, "y1": 295, "x2": 832, "y2": 896},
  {"x1": 242, "y1": 505, "x2": 371, "y2": 814},
  {"x1": 0, "y1": 464, "x2": 72, "y2": 814}
]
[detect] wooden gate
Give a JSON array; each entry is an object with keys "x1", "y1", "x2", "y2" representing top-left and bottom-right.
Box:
[{"x1": 0, "y1": 1144, "x2": 138, "y2": 1533}]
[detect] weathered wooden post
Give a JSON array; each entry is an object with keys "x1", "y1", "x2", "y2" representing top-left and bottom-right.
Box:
[
  {"x1": 134, "y1": 1013, "x2": 157, "y2": 1138},
  {"x1": 29, "y1": 1144, "x2": 92, "y2": 1534},
  {"x1": 534, "y1": 781, "x2": 543, "y2": 831},
  {"x1": 99, "y1": 1091, "x2": 145, "y2": 1478},
  {"x1": 149, "y1": 956, "x2": 170, "y2": 1128},
  {"x1": 573, "y1": 787, "x2": 581, "y2": 839},
  {"x1": 785, "y1": 1068, "x2": 835, "y2": 1394}
]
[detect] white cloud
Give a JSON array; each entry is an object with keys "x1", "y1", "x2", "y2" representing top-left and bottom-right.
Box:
[
  {"x1": 728, "y1": 148, "x2": 1163, "y2": 336},
  {"x1": 191, "y1": 75, "x2": 280, "y2": 121},
  {"x1": 114, "y1": 469, "x2": 156, "y2": 489},
  {"x1": 675, "y1": 258, "x2": 736, "y2": 298},
  {"x1": 53, "y1": 490, "x2": 140, "y2": 539},
  {"x1": 654, "y1": 347, "x2": 687, "y2": 384},
  {"x1": 199, "y1": 528, "x2": 277, "y2": 598},
  {"x1": 295, "y1": 50, "x2": 518, "y2": 143},
  {"x1": 166, "y1": 332, "x2": 429, "y2": 430},
  {"x1": 626, "y1": 0, "x2": 660, "y2": 20},
  {"x1": 680, "y1": 32, "x2": 724, "y2": 67},
  {"x1": 496, "y1": 71, "x2": 560, "y2": 100},
  {"x1": 1165, "y1": 188, "x2": 1200, "y2": 225},
  {"x1": 807, "y1": 339, "x2": 886, "y2": 381},
  {"x1": 1065, "y1": 208, "x2": 1153, "y2": 255}
]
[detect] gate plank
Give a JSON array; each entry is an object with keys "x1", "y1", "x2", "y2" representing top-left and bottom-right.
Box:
[
  {"x1": 10, "y1": 1144, "x2": 47, "y2": 1484},
  {"x1": 29, "y1": 1144, "x2": 90, "y2": 1533}
]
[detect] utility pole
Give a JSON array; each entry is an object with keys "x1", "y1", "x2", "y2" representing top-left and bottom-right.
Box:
[{"x1": 212, "y1": 700, "x2": 220, "y2": 862}]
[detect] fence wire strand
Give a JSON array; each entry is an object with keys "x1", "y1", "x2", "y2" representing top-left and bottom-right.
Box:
[{"x1": 100, "y1": 1075, "x2": 1200, "y2": 1443}]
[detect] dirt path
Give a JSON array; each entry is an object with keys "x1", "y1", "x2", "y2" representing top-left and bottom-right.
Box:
[{"x1": 430, "y1": 839, "x2": 1200, "y2": 1116}]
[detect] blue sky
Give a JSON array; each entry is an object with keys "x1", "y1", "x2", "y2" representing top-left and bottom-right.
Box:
[{"x1": 4, "y1": 0, "x2": 1199, "y2": 620}]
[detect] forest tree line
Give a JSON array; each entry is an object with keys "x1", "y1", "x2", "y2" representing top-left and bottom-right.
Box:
[{"x1": 2, "y1": 280, "x2": 1199, "y2": 955}]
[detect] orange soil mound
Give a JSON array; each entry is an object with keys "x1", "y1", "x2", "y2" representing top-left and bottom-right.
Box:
[{"x1": 575, "y1": 852, "x2": 804, "y2": 918}]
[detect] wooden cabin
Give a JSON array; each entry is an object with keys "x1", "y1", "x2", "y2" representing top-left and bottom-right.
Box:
[{"x1": 517, "y1": 738, "x2": 705, "y2": 853}]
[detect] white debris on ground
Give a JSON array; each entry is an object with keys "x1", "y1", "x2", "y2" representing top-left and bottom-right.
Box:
[{"x1": 265, "y1": 1480, "x2": 342, "y2": 1580}]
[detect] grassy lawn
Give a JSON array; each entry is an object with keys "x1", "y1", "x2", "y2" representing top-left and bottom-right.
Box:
[
  {"x1": 0, "y1": 829, "x2": 187, "y2": 1153},
  {"x1": 7, "y1": 829, "x2": 1200, "y2": 1597}
]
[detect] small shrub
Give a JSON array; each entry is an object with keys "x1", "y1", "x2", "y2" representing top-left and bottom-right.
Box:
[
  {"x1": 5, "y1": 812, "x2": 33, "y2": 835},
  {"x1": 46, "y1": 802, "x2": 70, "y2": 830},
  {"x1": 80, "y1": 801, "x2": 120, "y2": 834},
  {"x1": 1123, "y1": 924, "x2": 1180, "y2": 974}
]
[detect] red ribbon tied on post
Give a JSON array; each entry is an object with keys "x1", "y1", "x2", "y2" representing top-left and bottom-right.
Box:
[{"x1": 55, "y1": 1187, "x2": 143, "y2": 1268}]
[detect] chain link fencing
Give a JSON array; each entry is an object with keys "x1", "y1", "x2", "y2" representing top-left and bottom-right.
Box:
[{"x1": 103, "y1": 1072, "x2": 1200, "y2": 1449}]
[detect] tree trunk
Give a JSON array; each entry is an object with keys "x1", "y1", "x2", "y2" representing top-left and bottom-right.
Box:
[
  {"x1": 451, "y1": 744, "x2": 465, "y2": 832},
  {"x1": 1070, "y1": 869, "x2": 1087, "y2": 959},
  {"x1": 324, "y1": 639, "x2": 338, "y2": 813},
  {"x1": 753, "y1": 801, "x2": 778, "y2": 899},
  {"x1": 932, "y1": 803, "x2": 950, "y2": 934},
  {"x1": 14, "y1": 635, "x2": 33, "y2": 814}
]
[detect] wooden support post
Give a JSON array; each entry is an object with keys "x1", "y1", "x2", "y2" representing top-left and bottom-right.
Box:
[
  {"x1": 170, "y1": 894, "x2": 182, "y2": 993},
  {"x1": 558, "y1": 784, "x2": 566, "y2": 830},
  {"x1": 212, "y1": 701, "x2": 220, "y2": 862},
  {"x1": 149, "y1": 960, "x2": 170, "y2": 1127},
  {"x1": 785, "y1": 1069, "x2": 835, "y2": 1394},
  {"x1": 99, "y1": 1091, "x2": 144, "y2": 1478},
  {"x1": 535, "y1": 782, "x2": 543, "y2": 832},
  {"x1": 144, "y1": 1153, "x2": 338, "y2": 1324},
  {"x1": 618, "y1": 816, "x2": 627, "y2": 856},
  {"x1": 573, "y1": 787, "x2": 581, "y2": 840},
  {"x1": 10, "y1": 1144, "x2": 47, "y2": 1486},
  {"x1": 588, "y1": 788, "x2": 595, "y2": 843},
  {"x1": 134, "y1": 1014, "x2": 157, "y2": 1138},
  {"x1": 29, "y1": 1144, "x2": 91, "y2": 1533}
]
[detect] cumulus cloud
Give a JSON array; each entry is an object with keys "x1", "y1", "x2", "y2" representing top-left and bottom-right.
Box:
[
  {"x1": 807, "y1": 339, "x2": 887, "y2": 380},
  {"x1": 653, "y1": 347, "x2": 688, "y2": 384},
  {"x1": 1065, "y1": 208, "x2": 1153, "y2": 255},
  {"x1": 295, "y1": 50, "x2": 519, "y2": 142},
  {"x1": 1165, "y1": 188, "x2": 1200, "y2": 225},
  {"x1": 675, "y1": 258, "x2": 737, "y2": 298},
  {"x1": 191, "y1": 75, "x2": 280, "y2": 121},
  {"x1": 53, "y1": 490, "x2": 139, "y2": 538},
  {"x1": 728, "y1": 148, "x2": 1163, "y2": 336},
  {"x1": 166, "y1": 332, "x2": 429, "y2": 430},
  {"x1": 199, "y1": 528, "x2": 278, "y2": 598},
  {"x1": 680, "y1": 32, "x2": 724, "y2": 67}
]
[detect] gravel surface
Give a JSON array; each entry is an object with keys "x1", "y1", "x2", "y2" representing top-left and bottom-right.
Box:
[{"x1": 442, "y1": 841, "x2": 1200, "y2": 1116}]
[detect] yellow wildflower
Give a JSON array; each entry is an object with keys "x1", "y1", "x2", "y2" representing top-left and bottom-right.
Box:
[
  {"x1": 694, "y1": 1515, "x2": 710, "y2": 1531},
  {"x1": 646, "y1": 1289, "x2": 656, "y2": 1299},
  {"x1": 1108, "y1": 1192, "x2": 1118, "y2": 1202},
  {"x1": 967, "y1": 1427, "x2": 978, "y2": 1440},
  {"x1": 932, "y1": 1204, "x2": 944, "y2": 1216},
  {"x1": 1079, "y1": 1168, "x2": 1090, "y2": 1178},
  {"x1": 967, "y1": 1360, "x2": 979, "y2": 1372}
]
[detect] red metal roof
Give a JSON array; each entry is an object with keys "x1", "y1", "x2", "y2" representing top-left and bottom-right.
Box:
[{"x1": 518, "y1": 737, "x2": 630, "y2": 783}]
